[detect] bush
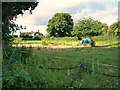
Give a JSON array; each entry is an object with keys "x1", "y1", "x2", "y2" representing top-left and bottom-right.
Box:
[
  {"x1": 13, "y1": 35, "x2": 18, "y2": 38},
  {"x1": 22, "y1": 35, "x2": 33, "y2": 40},
  {"x1": 20, "y1": 34, "x2": 26, "y2": 38},
  {"x1": 33, "y1": 35, "x2": 44, "y2": 40},
  {"x1": 21, "y1": 35, "x2": 44, "y2": 40}
]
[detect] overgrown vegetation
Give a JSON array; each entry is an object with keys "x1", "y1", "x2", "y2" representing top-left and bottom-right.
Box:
[
  {"x1": 21, "y1": 35, "x2": 44, "y2": 40},
  {"x1": 3, "y1": 46, "x2": 118, "y2": 88},
  {"x1": 2, "y1": 2, "x2": 39, "y2": 88}
]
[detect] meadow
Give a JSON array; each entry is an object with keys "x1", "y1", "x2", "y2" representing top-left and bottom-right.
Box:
[
  {"x1": 3, "y1": 35, "x2": 119, "y2": 88},
  {"x1": 13, "y1": 35, "x2": 119, "y2": 47}
]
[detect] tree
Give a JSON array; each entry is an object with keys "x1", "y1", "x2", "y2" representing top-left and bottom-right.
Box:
[
  {"x1": 2, "y1": 2, "x2": 39, "y2": 47},
  {"x1": 101, "y1": 23, "x2": 108, "y2": 36},
  {"x1": 47, "y1": 13, "x2": 74, "y2": 37},
  {"x1": 72, "y1": 17, "x2": 103, "y2": 37},
  {"x1": 109, "y1": 22, "x2": 119, "y2": 36}
]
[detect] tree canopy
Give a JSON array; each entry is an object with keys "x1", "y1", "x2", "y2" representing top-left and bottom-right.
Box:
[
  {"x1": 72, "y1": 17, "x2": 104, "y2": 37},
  {"x1": 109, "y1": 22, "x2": 119, "y2": 36},
  {"x1": 47, "y1": 13, "x2": 74, "y2": 37},
  {"x1": 101, "y1": 23, "x2": 108, "y2": 36},
  {"x1": 2, "y1": 2, "x2": 39, "y2": 46}
]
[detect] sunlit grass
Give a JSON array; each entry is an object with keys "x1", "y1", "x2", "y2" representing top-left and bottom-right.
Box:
[{"x1": 13, "y1": 36, "x2": 119, "y2": 47}]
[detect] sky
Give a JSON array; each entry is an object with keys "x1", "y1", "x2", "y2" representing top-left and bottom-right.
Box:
[{"x1": 14, "y1": 0, "x2": 119, "y2": 36}]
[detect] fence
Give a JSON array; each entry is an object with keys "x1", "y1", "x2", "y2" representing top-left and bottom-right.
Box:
[
  {"x1": 4, "y1": 47, "x2": 119, "y2": 78},
  {"x1": 3, "y1": 46, "x2": 119, "y2": 88},
  {"x1": 45, "y1": 61, "x2": 119, "y2": 88},
  {"x1": 46, "y1": 61, "x2": 120, "y2": 78}
]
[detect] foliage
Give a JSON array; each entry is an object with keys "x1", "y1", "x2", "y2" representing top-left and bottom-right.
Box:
[
  {"x1": 21, "y1": 35, "x2": 44, "y2": 40},
  {"x1": 47, "y1": 13, "x2": 74, "y2": 37},
  {"x1": 109, "y1": 22, "x2": 119, "y2": 36},
  {"x1": 20, "y1": 33, "x2": 28, "y2": 38},
  {"x1": 33, "y1": 35, "x2": 44, "y2": 40},
  {"x1": 72, "y1": 17, "x2": 104, "y2": 37},
  {"x1": 2, "y1": 20, "x2": 19, "y2": 46},
  {"x1": 2, "y1": 2, "x2": 38, "y2": 47},
  {"x1": 2, "y1": 2, "x2": 39, "y2": 66},
  {"x1": 12, "y1": 35, "x2": 18, "y2": 38},
  {"x1": 22, "y1": 35, "x2": 33, "y2": 40},
  {"x1": 101, "y1": 23, "x2": 109, "y2": 36}
]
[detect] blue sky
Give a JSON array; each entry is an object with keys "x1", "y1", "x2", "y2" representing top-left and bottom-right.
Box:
[{"x1": 14, "y1": 0, "x2": 119, "y2": 35}]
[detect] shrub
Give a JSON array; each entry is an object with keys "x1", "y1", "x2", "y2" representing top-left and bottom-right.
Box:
[
  {"x1": 22, "y1": 35, "x2": 33, "y2": 40},
  {"x1": 12, "y1": 35, "x2": 18, "y2": 38},
  {"x1": 33, "y1": 35, "x2": 44, "y2": 40},
  {"x1": 20, "y1": 34, "x2": 26, "y2": 37}
]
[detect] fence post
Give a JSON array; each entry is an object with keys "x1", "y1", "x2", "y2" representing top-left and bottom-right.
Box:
[{"x1": 92, "y1": 59, "x2": 94, "y2": 74}]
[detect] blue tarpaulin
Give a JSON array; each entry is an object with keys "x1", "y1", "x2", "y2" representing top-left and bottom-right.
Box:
[{"x1": 80, "y1": 38, "x2": 92, "y2": 43}]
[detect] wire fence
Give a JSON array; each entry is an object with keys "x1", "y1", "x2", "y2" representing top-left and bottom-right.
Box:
[
  {"x1": 3, "y1": 47, "x2": 119, "y2": 88},
  {"x1": 4, "y1": 47, "x2": 119, "y2": 78},
  {"x1": 46, "y1": 61, "x2": 120, "y2": 78}
]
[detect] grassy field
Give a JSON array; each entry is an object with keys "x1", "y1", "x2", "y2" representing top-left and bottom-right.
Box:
[
  {"x1": 13, "y1": 35, "x2": 119, "y2": 47},
  {"x1": 3, "y1": 36, "x2": 119, "y2": 88}
]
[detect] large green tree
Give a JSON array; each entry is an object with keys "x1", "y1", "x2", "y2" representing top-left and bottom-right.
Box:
[
  {"x1": 47, "y1": 13, "x2": 74, "y2": 37},
  {"x1": 2, "y1": 2, "x2": 38, "y2": 47},
  {"x1": 72, "y1": 17, "x2": 103, "y2": 37}
]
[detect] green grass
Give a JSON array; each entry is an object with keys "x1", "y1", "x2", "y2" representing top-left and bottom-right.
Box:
[
  {"x1": 92, "y1": 36, "x2": 119, "y2": 47},
  {"x1": 3, "y1": 35, "x2": 119, "y2": 88},
  {"x1": 13, "y1": 36, "x2": 119, "y2": 47},
  {"x1": 3, "y1": 46, "x2": 119, "y2": 88}
]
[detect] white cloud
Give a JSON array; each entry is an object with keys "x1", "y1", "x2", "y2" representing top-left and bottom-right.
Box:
[
  {"x1": 100, "y1": 15, "x2": 117, "y2": 25},
  {"x1": 88, "y1": 8, "x2": 118, "y2": 25},
  {"x1": 15, "y1": 15, "x2": 36, "y2": 26},
  {"x1": 39, "y1": 25, "x2": 48, "y2": 35},
  {"x1": 89, "y1": 8, "x2": 117, "y2": 18},
  {"x1": 72, "y1": 8, "x2": 118, "y2": 25},
  {"x1": 32, "y1": 0, "x2": 84, "y2": 18}
]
